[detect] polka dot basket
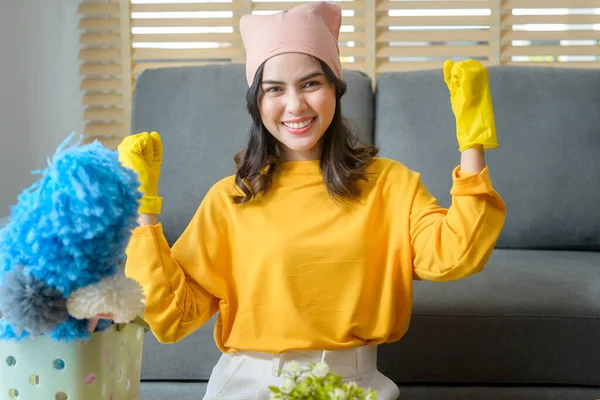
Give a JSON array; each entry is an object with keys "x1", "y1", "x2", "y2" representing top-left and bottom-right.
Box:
[{"x1": 0, "y1": 323, "x2": 144, "y2": 400}]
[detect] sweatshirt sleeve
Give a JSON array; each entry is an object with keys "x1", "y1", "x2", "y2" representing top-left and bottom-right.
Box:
[
  {"x1": 410, "y1": 165, "x2": 506, "y2": 281},
  {"x1": 125, "y1": 183, "x2": 231, "y2": 344}
]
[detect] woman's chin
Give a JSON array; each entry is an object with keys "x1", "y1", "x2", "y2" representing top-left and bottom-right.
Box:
[
  {"x1": 279, "y1": 139, "x2": 322, "y2": 159},
  {"x1": 283, "y1": 141, "x2": 318, "y2": 153}
]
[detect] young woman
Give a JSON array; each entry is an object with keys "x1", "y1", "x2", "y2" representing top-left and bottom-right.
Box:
[{"x1": 117, "y1": 2, "x2": 506, "y2": 399}]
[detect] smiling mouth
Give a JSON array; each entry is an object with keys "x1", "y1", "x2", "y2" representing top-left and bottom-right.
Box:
[{"x1": 281, "y1": 117, "x2": 316, "y2": 130}]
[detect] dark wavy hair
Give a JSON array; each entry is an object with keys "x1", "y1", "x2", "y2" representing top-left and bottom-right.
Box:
[{"x1": 233, "y1": 58, "x2": 378, "y2": 204}]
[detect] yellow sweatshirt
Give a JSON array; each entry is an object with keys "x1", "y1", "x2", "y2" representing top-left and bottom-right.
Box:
[{"x1": 125, "y1": 158, "x2": 506, "y2": 353}]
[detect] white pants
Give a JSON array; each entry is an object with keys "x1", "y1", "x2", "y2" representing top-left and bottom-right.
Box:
[{"x1": 203, "y1": 345, "x2": 400, "y2": 400}]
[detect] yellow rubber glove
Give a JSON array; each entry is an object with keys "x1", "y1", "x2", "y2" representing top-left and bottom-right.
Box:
[
  {"x1": 117, "y1": 131, "x2": 163, "y2": 214},
  {"x1": 443, "y1": 60, "x2": 498, "y2": 152}
]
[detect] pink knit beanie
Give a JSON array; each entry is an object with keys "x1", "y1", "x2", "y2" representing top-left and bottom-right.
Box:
[{"x1": 239, "y1": 1, "x2": 343, "y2": 86}]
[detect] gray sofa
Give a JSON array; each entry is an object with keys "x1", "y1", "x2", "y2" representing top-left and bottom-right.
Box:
[{"x1": 132, "y1": 64, "x2": 600, "y2": 399}]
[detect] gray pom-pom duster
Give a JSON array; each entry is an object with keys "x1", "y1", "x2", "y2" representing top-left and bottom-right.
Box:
[{"x1": 0, "y1": 266, "x2": 69, "y2": 335}]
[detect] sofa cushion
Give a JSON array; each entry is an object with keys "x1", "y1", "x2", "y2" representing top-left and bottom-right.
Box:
[
  {"x1": 140, "y1": 381, "x2": 208, "y2": 400},
  {"x1": 132, "y1": 65, "x2": 374, "y2": 380},
  {"x1": 375, "y1": 67, "x2": 600, "y2": 251},
  {"x1": 395, "y1": 386, "x2": 600, "y2": 400},
  {"x1": 377, "y1": 249, "x2": 600, "y2": 386},
  {"x1": 140, "y1": 317, "x2": 220, "y2": 380}
]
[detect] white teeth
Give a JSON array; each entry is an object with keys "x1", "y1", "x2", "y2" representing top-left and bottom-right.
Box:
[{"x1": 283, "y1": 118, "x2": 313, "y2": 129}]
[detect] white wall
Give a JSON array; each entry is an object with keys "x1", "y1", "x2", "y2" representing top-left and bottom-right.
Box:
[{"x1": 0, "y1": 0, "x2": 84, "y2": 215}]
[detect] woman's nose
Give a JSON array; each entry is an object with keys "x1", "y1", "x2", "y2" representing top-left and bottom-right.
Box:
[{"x1": 285, "y1": 91, "x2": 308, "y2": 114}]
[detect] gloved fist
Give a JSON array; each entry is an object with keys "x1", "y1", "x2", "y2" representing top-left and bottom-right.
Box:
[
  {"x1": 118, "y1": 131, "x2": 163, "y2": 214},
  {"x1": 443, "y1": 60, "x2": 498, "y2": 152}
]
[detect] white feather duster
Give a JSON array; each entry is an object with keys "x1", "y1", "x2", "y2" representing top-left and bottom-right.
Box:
[{"x1": 67, "y1": 274, "x2": 145, "y2": 323}]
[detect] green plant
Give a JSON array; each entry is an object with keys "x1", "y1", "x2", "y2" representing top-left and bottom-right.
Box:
[{"x1": 269, "y1": 361, "x2": 377, "y2": 400}]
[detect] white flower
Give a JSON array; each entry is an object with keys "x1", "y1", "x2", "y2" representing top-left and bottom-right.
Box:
[
  {"x1": 312, "y1": 361, "x2": 330, "y2": 378},
  {"x1": 283, "y1": 360, "x2": 302, "y2": 376},
  {"x1": 345, "y1": 382, "x2": 358, "y2": 391},
  {"x1": 280, "y1": 377, "x2": 296, "y2": 395},
  {"x1": 328, "y1": 388, "x2": 348, "y2": 400}
]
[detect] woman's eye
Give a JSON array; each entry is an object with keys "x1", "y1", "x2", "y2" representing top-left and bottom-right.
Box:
[
  {"x1": 304, "y1": 81, "x2": 321, "y2": 88},
  {"x1": 265, "y1": 87, "x2": 281, "y2": 93}
]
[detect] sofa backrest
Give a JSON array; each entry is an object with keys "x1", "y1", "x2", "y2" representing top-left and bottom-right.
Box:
[
  {"x1": 375, "y1": 66, "x2": 600, "y2": 251},
  {"x1": 131, "y1": 65, "x2": 374, "y2": 380}
]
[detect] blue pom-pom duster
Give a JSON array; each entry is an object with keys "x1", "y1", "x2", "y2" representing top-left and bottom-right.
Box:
[{"x1": 0, "y1": 133, "x2": 142, "y2": 342}]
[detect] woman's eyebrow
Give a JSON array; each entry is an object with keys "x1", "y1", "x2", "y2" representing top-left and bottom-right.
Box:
[
  {"x1": 262, "y1": 72, "x2": 323, "y2": 85},
  {"x1": 298, "y1": 72, "x2": 324, "y2": 82}
]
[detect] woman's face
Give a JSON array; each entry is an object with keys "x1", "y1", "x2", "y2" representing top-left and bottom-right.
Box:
[{"x1": 259, "y1": 53, "x2": 336, "y2": 161}]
